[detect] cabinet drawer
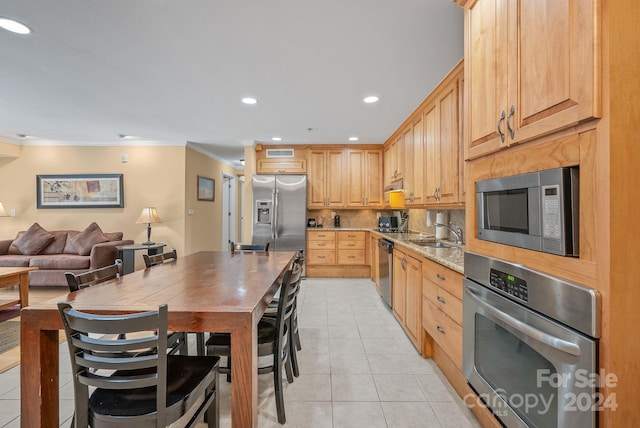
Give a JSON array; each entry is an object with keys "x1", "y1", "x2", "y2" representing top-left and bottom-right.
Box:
[
  {"x1": 308, "y1": 240, "x2": 336, "y2": 250},
  {"x1": 257, "y1": 158, "x2": 307, "y2": 174},
  {"x1": 337, "y1": 240, "x2": 365, "y2": 250},
  {"x1": 338, "y1": 231, "x2": 366, "y2": 241},
  {"x1": 338, "y1": 249, "x2": 365, "y2": 265},
  {"x1": 308, "y1": 231, "x2": 336, "y2": 241},
  {"x1": 436, "y1": 287, "x2": 462, "y2": 326},
  {"x1": 422, "y1": 297, "x2": 462, "y2": 370},
  {"x1": 308, "y1": 250, "x2": 336, "y2": 265},
  {"x1": 422, "y1": 258, "x2": 463, "y2": 300}
]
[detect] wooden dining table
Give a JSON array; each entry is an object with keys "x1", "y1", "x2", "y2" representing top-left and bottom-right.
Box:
[{"x1": 20, "y1": 250, "x2": 295, "y2": 428}]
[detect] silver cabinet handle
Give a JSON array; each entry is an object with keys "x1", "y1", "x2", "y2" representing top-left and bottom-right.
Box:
[
  {"x1": 497, "y1": 110, "x2": 506, "y2": 143},
  {"x1": 437, "y1": 296, "x2": 446, "y2": 304},
  {"x1": 436, "y1": 325, "x2": 446, "y2": 334},
  {"x1": 436, "y1": 274, "x2": 446, "y2": 281},
  {"x1": 506, "y1": 105, "x2": 515, "y2": 140}
]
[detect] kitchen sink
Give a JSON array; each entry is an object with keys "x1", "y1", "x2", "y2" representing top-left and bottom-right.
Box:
[{"x1": 408, "y1": 240, "x2": 457, "y2": 248}]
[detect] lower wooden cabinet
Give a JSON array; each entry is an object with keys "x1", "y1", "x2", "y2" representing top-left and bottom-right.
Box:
[
  {"x1": 307, "y1": 230, "x2": 370, "y2": 278},
  {"x1": 421, "y1": 258, "x2": 463, "y2": 369},
  {"x1": 392, "y1": 247, "x2": 422, "y2": 350}
]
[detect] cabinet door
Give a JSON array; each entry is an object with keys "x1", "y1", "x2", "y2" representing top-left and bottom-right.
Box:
[
  {"x1": 325, "y1": 150, "x2": 345, "y2": 206},
  {"x1": 346, "y1": 149, "x2": 365, "y2": 207},
  {"x1": 404, "y1": 255, "x2": 422, "y2": 346},
  {"x1": 511, "y1": 0, "x2": 599, "y2": 143},
  {"x1": 466, "y1": 0, "x2": 509, "y2": 159},
  {"x1": 365, "y1": 150, "x2": 384, "y2": 207},
  {"x1": 423, "y1": 102, "x2": 438, "y2": 204},
  {"x1": 437, "y1": 81, "x2": 460, "y2": 204},
  {"x1": 392, "y1": 251, "x2": 406, "y2": 324},
  {"x1": 403, "y1": 126, "x2": 415, "y2": 204},
  {"x1": 307, "y1": 150, "x2": 327, "y2": 207},
  {"x1": 411, "y1": 116, "x2": 424, "y2": 205}
]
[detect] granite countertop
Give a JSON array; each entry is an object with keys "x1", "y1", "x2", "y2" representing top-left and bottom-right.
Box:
[{"x1": 307, "y1": 227, "x2": 464, "y2": 274}]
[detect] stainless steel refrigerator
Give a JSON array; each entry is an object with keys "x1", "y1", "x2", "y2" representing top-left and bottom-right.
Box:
[{"x1": 252, "y1": 175, "x2": 307, "y2": 251}]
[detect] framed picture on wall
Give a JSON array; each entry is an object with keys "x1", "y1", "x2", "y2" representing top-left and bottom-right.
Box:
[
  {"x1": 197, "y1": 175, "x2": 215, "y2": 201},
  {"x1": 36, "y1": 174, "x2": 124, "y2": 208}
]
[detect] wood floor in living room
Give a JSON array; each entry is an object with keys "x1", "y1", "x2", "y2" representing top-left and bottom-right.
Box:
[{"x1": 0, "y1": 279, "x2": 481, "y2": 427}]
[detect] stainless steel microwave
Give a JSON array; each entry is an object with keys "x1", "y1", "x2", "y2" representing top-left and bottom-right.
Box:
[{"x1": 476, "y1": 167, "x2": 579, "y2": 256}]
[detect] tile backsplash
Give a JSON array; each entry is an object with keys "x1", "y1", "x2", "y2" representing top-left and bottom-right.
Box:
[{"x1": 307, "y1": 208, "x2": 466, "y2": 243}]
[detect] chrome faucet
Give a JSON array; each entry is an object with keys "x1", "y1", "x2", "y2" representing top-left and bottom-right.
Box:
[{"x1": 435, "y1": 222, "x2": 463, "y2": 244}]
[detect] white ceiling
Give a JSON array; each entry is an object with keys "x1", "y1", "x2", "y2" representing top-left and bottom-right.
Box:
[{"x1": 0, "y1": 0, "x2": 463, "y2": 168}]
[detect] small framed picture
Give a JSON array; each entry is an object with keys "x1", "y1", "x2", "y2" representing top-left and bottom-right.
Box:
[{"x1": 197, "y1": 175, "x2": 215, "y2": 201}]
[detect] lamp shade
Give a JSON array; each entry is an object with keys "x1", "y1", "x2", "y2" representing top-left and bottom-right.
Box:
[
  {"x1": 136, "y1": 207, "x2": 161, "y2": 224},
  {"x1": 0, "y1": 202, "x2": 8, "y2": 217},
  {"x1": 388, "y1": 191, "x2": 405, "y2": 209}
]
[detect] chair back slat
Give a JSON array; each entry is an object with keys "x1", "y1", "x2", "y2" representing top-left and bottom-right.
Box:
[
  {"x1": 230, "y1": 241, "x2": 270, "y2": 252},
  {"x1": 58, "y1": 302, "x2": 169, "y2": 426},
  {"x1": 143, "y1": 248, "x2": 178, "y2": 268},
  {"x1": 65, "y1": 259, "x2": 123, "y2": 292}
]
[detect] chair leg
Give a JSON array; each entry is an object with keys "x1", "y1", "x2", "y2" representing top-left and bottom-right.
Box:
[
  {"x1": 226, "y1": 357, "x2": 232, "y2": 383},
  {"x1": 290, "y1": 332, "x2": 300, "y2": 378},
  {"x1": 196, "y1": 332, "x2": 205, "y2": 356},
  {"x1": 274, "y1": 358, "x2": 287, "y2": 424}
]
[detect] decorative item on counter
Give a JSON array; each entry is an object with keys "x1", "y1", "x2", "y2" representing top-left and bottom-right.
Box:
[
  {"x1": 435, "y1": 211, "x2": 448, "y2": 239},
  {"x1": 317, "y1": 215, "x2": 324, "y2": 227},
  {"x1": 334, "y1": 214, "x2": 341, "y2": 227}
]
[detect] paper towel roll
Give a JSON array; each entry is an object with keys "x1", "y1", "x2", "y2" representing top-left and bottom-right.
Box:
[{"x1": 435, "y1": 211, "x2": 448, "y2": 239}]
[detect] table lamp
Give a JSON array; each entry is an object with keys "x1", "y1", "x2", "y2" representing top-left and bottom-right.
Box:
[{"x1": 136, "y1": 207, "x2": 160, "y2": 245}]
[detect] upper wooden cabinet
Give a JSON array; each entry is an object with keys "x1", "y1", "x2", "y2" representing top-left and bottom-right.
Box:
[
  {"x1": 424, "y1": 66, "x2": 463, "y2": 205},
  {"x1": 465, "y1": 0, "x2": 600, "y2": 159},
  {"x1": 385, "y1": 135, "x2": 404, "y2": 185},
  {"x1": 255, "y1": 146, "x2": 307, "y2": 174},
  {"x1": 307, "y1": 149, "x2": 345, "y2": 208},
  {"x1": 404, "y1": 116, "x2": 424, "y2": 206},
  {"x1": 346, "y1": 149, "x2": 384, "y2": 207}
]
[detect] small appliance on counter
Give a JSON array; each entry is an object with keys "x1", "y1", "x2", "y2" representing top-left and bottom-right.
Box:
[
  {"x1": 378, "y1": 216, "x2": 398, "y2": 232},
  {"x1": 307, "y1": 218, "x2": 316, "y2": 227},
  {"x1": 333, "y1": 215, "x2": 340, "y2": 227}
]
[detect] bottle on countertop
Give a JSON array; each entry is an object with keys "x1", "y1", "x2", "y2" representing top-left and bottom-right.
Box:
[{"x1": 334, "y1": 215, "x2": 341, "y2": 227}]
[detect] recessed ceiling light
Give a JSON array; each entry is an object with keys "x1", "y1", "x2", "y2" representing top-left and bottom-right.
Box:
[
  {"x1": 242, "y1": 97, "x2": 258, "y2": 105},
  {"x1": 363, "y1": 96, "x2": 380, "y2": 104},
  {"x1": 0, "y1": 17, "x2": 31, "y2": 35},
  {"x1": 272, "y1": 137, "x2": 282, "y2": 141},
  {"x1": 349, "y1": 137, "x2": 359, "y2": 141},
  {"x1": 15, "y1": 133, "x2": 27, "y2": 138}
]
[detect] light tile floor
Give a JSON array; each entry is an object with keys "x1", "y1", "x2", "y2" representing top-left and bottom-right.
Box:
[{"x1": 0, "y1": 278, "x2": 482, "y2": 427}]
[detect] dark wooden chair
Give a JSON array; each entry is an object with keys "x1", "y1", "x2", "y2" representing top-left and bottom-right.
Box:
[
  {"x1": 65, "y1": 259, "x2": 123, "y2": 292},
  {"x1": 206, "y1": 264, "x2": 302, "y2": 424},
  {"x1": 143, "y1": 248, "x2": 178, "y2": 268},
  {"x1": 263, "y1": 250, "x2": 305, "y2": 377},
  {"x1": 65, "y1": 260, "x2": 188, "y2": 355},
  {"x1": 230, "y1": 241, "x2": 269, "y2": 252},
  {"x1": 142, "y1": 248, "x2": 204, "y2": 356},
  {"x1": 57, "y1": 302, "x2": 220, "y2": 428}
]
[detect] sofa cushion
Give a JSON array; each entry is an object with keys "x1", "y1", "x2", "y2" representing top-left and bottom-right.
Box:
[
  {"x1": 29, "y1": 254, "x2": 91, "y2": 270},
  {"x1": 40, "y1": 231, "x2": 69, "y2": 255},
  {"x1": 0, "y1": 255, "x2": 32, "y2": 267},
  {"x1": 104, "y1": 231, "x2": 124, "y2": 241},
  {"x1": 64, "y1": 222, "x2": 109, "y2": 256},
  {"x1": 11, "y1": 223, "x2": 55, "y2": 255}
]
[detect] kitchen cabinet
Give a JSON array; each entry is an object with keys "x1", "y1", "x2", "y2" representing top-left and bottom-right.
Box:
[
  {"x1": 421, "y1": 258, "x2": 463, "y2": 369},
  {"x1": 307, "y1": 231, "x2": 336, "y2": 265},
  {"x1": 307, "y1": 149, "x2": 345, "y2": 208},
  {"x1": 403, "y1": 116, "x2": 424, "y2": 205},
  {"x1": 392, "y1": 247, "x2": 422, "y2": 350},
  {"x1": 255, "y1": 145, "x2": 307, "y2": 173},
  {"x1": 306, "y1": 230, "x2": 370, "y2": 278},
  {"x1": 346, "y1": 149, "x2": 384, "y2": 207},
  {"x1": 424, "y1": 65, "x2": 463, "y2": 205},
  {"x1": 465, "y1": 0, "x2": 599, "y2": 159},
  {"x1": 385, "y1": 135, "x2": 404, "y2": 185},
  {"x1": 370, "y1": 234, "x2": 380, "y2": 292}
]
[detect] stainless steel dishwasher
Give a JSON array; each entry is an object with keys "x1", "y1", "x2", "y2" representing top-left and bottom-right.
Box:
[{"x1": 378, "y1": 238, "x2": 394, "y2": 308}]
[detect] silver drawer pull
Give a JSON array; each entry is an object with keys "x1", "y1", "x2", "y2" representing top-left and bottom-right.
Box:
[
  {"x1": 436, "y1": 274, "x2": 446, "y2": 281},
  {"x1": 436, "y1": 325, "x2": 446, "y2": 334},
  {"x1": 437, "y1": 296, "x2": 446, "y2": 304}
]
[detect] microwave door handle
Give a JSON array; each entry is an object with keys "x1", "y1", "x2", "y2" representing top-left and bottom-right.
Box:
[{"x1": 465, "y1": 286, "x2": 581, "y2": 357}]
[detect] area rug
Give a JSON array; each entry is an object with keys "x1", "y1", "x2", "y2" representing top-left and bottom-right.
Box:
[{"x1": 0, "y1": 319, "x2": 20, "y2": 354}]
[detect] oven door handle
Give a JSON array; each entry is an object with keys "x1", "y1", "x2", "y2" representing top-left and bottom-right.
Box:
[{"x1": 466, "y1": 286, "x2": 582, "y2": 357}]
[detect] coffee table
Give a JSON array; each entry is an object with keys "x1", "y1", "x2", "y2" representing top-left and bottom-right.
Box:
[{"x1": 0, "y1": 267, "x2": 36, "y2": 309}]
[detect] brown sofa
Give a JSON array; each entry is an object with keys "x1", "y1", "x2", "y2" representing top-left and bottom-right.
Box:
[{"x1": 0, "y1": 222, "x2": 133, "y2": 287}]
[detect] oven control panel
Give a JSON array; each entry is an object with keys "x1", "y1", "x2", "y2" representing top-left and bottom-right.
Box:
[{"x1": 490, "y1": 269, "x2": 528, "y2": 302}]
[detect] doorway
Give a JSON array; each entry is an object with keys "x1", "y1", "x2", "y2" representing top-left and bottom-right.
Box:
[{"x1": 221, "y1": 173, "x2": 237, "y2": 250}]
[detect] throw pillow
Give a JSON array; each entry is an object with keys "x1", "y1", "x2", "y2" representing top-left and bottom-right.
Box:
[
  {"x1": 11, "y1": 223, "x2": 54, "y2": 255},
  {"x1": 65, "y1": 222, "x2": 109, "y2": 256}
]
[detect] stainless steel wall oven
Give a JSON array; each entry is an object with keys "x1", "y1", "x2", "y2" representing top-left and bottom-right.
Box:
[{"x1": 463, "y1": 252, "x2": 600, "y2": 428}]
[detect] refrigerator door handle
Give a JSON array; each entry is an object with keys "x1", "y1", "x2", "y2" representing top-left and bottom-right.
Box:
[
  {"x1": 273, "y1": 188, "x2": 280, "y2": 239},
  {"x1": 271, "y1": 189, "x2": 277, "y2": 239}
]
